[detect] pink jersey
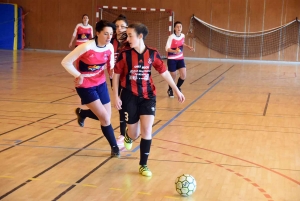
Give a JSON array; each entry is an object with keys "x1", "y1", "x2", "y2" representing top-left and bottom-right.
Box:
[
  {"x1": 61, "y1": 40, "x2": 114, "y2": 88},
  {"x1": 72, "y1": 23, "x2": 93, "y2": 46},
  {"x1": 165, "y1": 33, "x2": 185, "y2": 60}
]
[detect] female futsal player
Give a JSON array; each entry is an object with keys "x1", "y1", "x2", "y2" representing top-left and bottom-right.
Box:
[
  {"x1": 113, "y1": 23, "x2": 185, "y2": 176},
  {"x1": 62, "y1": 20, "x2": 119, "y2": 157},
  {"x1": 69, "y1": 14, "x2": 93, "y2": 48},
  {"x1": 165, "y1": 21, "x2": 194, "y2": 98},
  {"x1": 75, "y1": 14, "x2": 130, "y2": 147}
]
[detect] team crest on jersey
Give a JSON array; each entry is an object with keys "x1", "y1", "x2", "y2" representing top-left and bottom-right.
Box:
[
  {"x1": 148, "y1": 58, "x2": 152, "y2": 65},
  {"x1": 88, "y1": 65, "x2": 101, "y2": 71}
]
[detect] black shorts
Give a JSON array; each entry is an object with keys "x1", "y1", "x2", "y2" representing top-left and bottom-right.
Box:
[
  {"x1": 120, "y1": 89, "x2": 156, "y2": 124},
  {"x1": 167, "y1": 59, "x2": 186, "y2": 72}
]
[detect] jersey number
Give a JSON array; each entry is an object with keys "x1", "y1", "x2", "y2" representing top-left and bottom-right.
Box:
[{"x1": 124, "y1": 112, "x2": 129, "y2": 121}]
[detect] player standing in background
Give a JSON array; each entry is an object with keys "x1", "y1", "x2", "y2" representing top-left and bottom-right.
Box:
[
  {"x1": 69, "y1": 14, "x2": 93, "y2": 48},
  {"x1": 62, "y1": 20, "x2": 120, "y2": 157},
  {"x1": 75, "y1": 14, "x2": 130, "y2": 148},
  {"x1": 165, "y1": 21, "x2": 194, "y2": 98},
  {"x1": 113, "y1": 23, "x2": 185, "y2": 177}
]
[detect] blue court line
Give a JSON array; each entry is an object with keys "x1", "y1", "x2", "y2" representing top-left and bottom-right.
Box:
[{"x1": 131, "y1": 77, "x2": 224, "y2": 153}]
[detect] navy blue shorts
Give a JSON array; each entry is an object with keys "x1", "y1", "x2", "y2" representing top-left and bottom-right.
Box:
[
  {"x1": 120, "y1": 89, "x2": 156, "y2": 124},
  {"x1": 167, "y1": 59, "x2": 186, "y2": 72},
  {"x1": 76, "y1": 82, "x2": 110, "y2": 105}
]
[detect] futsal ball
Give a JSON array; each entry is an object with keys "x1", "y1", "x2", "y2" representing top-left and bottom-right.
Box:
[{"x1": 175, "y1": 174, "x2": 197, "y2": 197}]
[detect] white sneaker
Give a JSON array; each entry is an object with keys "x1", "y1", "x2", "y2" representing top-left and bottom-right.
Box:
[{"x1": 117, "y1": 135, "x2": 125, "y2": 147}]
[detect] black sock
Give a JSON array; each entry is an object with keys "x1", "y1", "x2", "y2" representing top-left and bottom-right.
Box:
[
  {"x1": 120, "y1": 121, "x2": 126, "y2": 136},
  {"x1": 119, "y1": 110, "x2": 126, "y2": 136},
  {"x1": 80, "y1": 109, "x2": 98, "y2": 120},
  {"x1": 110, "y1": 78, "x2": 113, "y2": 88},
  {"x1": 168, "y1": 85, "x2": 172, "y2": 91},
  {"x1": 177, "y1": 78, "x2": 184, "y2": 88},
  {"x1": 139, "y1": 138, "x2": 152, "y2": 166},
  {"x1": 101, "y1": 124, "x2": 117, "y2": 148}
]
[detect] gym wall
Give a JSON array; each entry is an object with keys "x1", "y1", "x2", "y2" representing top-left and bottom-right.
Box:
[{"x1": 0, "y1": 0, "x2": 299, "y2": 61}]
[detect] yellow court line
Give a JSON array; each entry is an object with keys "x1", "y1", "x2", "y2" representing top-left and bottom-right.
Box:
[
  {"x1": 82, "y1": 184, "x2": 97, "y2": 188},
  {"x1": 109, "y1": 188, "x2": 123, "y2": 191},
  {"x1": 164, "y1": 196, "x2": 180, "y2": 200},
  {"x1": 137, "y1": 192, "x2": 151, "y2": 195},
  {"x1": 0, "y1": 176, "x2": 14, "y2": 178}
]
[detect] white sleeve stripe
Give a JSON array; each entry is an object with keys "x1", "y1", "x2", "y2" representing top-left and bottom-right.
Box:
[
  {"x1": 72, "y1": 24, "x2": 80, "y2": 37},
  {"x1": 61, "y1": 42, "x2": 90, "y2": 78}
]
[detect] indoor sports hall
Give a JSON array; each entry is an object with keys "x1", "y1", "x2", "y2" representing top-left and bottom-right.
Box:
[{"x1": 0, "y1": 0, "x2": 299, "y2": 200}]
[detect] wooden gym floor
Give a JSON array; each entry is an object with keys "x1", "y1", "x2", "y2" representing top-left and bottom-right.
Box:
[{"x1": 0, "y1": 49, "x2": 299, "y2": 201}]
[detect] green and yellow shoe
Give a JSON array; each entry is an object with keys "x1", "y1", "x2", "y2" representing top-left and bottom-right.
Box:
[
  {"x1": 139, "y1": 165, "x2": 152, "y2": 177},
  {"x1": 124, "y1": 128, "x2": 133, "y2": 150}
]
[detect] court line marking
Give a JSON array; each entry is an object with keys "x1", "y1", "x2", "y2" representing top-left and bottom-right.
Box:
[
  {"x1": 155, "y1": 138, "x2": 300, "y2": 186},
  {"x1": 131, "y1": 77, "x2": 224, "y2": 153},
  {"x1": 50, "y1": 94, "x2": 77, "y2": 103},
  {"x1": 0, "y1": 136, "x2": 105, "y2": 200},
  {"x1": 52, "y1": 157, "x2": 112, "y2": 200},
  {"x1": 155, "y1": 146, "x2": 274, "y2": 200},
  {"x1": 152, "y1": 63, "x2": 201, "y2": 78},
  {"x1": 0, "y1": 118, "x2": 76, "y2": 153},
  {"x1": 0, "y1": 114, "x2": 56, "y2": 136},
  {"x1": 263, "y1": 93, "x2": 271, "y2": 116},
  {"x1": 186, "y1": 63, "x2": 202, "y2": 71},
  {"x1": 207, "y1": 65, "x2": 234, "y2": 85},
  {"x1": 190, "y1": 64, "x2": 223, "y2": 84},
  {"x1": 0, "y1": 123, "x2": 122, "y2": 199},
  {"x1": 165, "y1": 123, "x2": 300, "y2": 136}
]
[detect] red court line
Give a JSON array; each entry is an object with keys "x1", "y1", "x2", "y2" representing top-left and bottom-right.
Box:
[
  {"x1": 155, "y1": 138, "x2": 300, "y2": 186},
  {"x1": 154, "y1": 144, "x2": 274, "y2": 200}
]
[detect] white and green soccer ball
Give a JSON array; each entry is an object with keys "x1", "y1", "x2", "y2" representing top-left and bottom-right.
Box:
[{"x1": 175, "y1": 174, "x2": 197, "y2": 197}]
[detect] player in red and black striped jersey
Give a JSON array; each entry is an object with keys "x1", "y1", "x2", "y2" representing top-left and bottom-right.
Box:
[
  {"x1": 113, "y1": 23, "x2": 185, "y2": 177},
  {"x1": 110, "y1": 15, "x2": 131, "y2": 146}
]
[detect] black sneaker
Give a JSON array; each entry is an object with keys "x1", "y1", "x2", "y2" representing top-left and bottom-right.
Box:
[
  {"x1": 111, "y1": 146, "x2": 120, "y2": 158},
  {"x1": 75, "y1": 108, "x2": 85, "y2": 127},
  {"x1": 167, "y1": 89, "x2": 174, "y2": 98}
]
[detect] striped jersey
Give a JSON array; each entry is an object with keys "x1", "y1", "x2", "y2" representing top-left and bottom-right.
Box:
[
  {"x1": 114, "y1": 47, "x2": 167, "y2": 99},
  {"x1": 61, "y1": 39, "x2": 114, "y2": 88},
  {"x1": 165, "y1": 33, "x2": 185, "y2": 60},
  {"x1": 72, "y1": 23, "x2": 93, "y2": 46},
  {"x1": 110, "y1": 33, "x2": 130, "y2": 63}
]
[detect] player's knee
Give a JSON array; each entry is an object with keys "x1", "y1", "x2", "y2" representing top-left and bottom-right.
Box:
[
  {"x1": 128, "y1": 129, "x2": 139, "y2": 139},
  {"x1": 99, "y1": 116, "x2": 111, "y2": 126}
]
